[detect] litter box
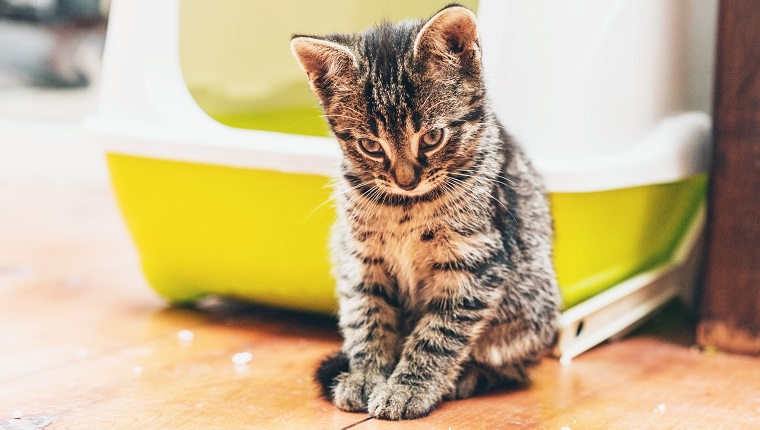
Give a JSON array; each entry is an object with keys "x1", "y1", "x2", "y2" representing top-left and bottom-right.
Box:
[{"x1": 86, "y1": 0, "x2": 715, "y2": 360}]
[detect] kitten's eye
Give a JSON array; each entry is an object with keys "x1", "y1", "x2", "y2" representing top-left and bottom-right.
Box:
[
  {"x1": 420, "y1": 128, "x2": 445, "y2": 150},
  {"x1": 358, "y1": 139, "x2": 384, "y2": 157}
]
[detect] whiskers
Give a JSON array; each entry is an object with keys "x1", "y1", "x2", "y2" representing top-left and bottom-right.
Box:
[
  {"x1": 450, "y1": 169, "x2": 517, "y2": 189},
  {"x1": 446, "y1": 170, "x2": 518, "y2": 224},
  {"x1": 304, "y1": 167, "x2": 519, "y2": 227},
  {"x1": 346, "y1": 178, "x2": 386, "y2": 224},
  {"x1": 302, "y1": 176, "x2": 378, "y2": 223}
]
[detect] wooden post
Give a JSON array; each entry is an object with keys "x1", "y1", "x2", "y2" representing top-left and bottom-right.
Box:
[{"x1": 698, "y1": 0, "x2": 760, "y2": 355}]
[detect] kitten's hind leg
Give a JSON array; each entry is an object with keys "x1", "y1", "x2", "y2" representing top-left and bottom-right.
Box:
[
  {"x1": 465, "y1": 319, "x2": 557, "y2": 396},
  {"x1": 444, "y1": 361, "x2": 531, "y2": 400},
  {"x1": 443, "y1": 362, "x2": 498, "y2": 400}
]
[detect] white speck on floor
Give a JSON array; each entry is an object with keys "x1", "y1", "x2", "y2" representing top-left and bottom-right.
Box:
[
  {"x1": 653, "y1": 404, "x2": 666, "y2": 413},
  {"x1": 12, "y1": 412, "x2": 21, "y2": 420},
  {"x1": 561, "y1": 426, "x2": 571, "y2": 430},
  {"x1": 177, "y1": 330, "x2": 195, "y2": 343},
  {"x1": 232, "y1": 352, "x2": 253, "y2": 366},
  {"x1": 133, "y1": 366, "x2": 142, "y2": 376}
]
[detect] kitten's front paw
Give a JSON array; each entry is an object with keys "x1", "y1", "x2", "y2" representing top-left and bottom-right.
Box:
[
  {"x1": 332, "y1": 371, "x2": 385, "y2": 412},
  {"x1": 367, "y1": 381, "x2": 437, "y2": 420}
]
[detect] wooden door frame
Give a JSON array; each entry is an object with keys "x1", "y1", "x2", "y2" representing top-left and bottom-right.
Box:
[{"x1": 698, "y1": 0, "x2": 760, "y2": 355}]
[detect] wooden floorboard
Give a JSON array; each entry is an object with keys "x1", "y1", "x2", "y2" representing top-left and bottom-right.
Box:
[{"x1": 1, "y1": 183, "x2": 759, "y2": 430}]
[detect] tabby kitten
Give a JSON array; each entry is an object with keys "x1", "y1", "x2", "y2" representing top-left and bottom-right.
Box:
[{"x1": 291, "y1": 4, "x2": 561, "y2": 420}]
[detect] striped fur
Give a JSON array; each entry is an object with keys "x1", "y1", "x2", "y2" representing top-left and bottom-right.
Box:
[{"x1": 292, "y1": 4, "x2": 560, "y2": 420}]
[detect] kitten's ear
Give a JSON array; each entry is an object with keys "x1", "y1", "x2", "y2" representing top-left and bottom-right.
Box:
[
  {"x1": 413, "y1": 5, "x2": 481, "y2": 73},
  {"x1": 291, "y1": 36, "x2": 357, "y2": 101}
]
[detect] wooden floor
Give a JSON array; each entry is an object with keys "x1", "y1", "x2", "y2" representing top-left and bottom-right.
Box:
[{"x1": 1, "y1": 182, "x2": 759, "y2": 430}]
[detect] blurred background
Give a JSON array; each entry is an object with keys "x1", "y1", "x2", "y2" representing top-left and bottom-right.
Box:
[
  {"x1": 0, "y1": 0, "x2": 108, "y2": 89},
  {"x1": 0, "y1": 0, "x2": 109, "y2": 184}
]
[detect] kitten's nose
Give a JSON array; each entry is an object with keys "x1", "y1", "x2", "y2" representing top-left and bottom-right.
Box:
[
  {"x1": 393, "y1": 164, "x2": 421, "y2": 191},
  {"x1": 397, "y1": 176, "x2": 421, "y2": 191}
]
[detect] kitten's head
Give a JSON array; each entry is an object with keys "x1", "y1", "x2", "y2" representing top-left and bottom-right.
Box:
[{"x1": 291, "y1": 5, "x2": 487, "y2": 198}]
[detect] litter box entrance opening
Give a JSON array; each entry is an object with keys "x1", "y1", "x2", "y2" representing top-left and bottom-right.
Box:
[{"x1": 178, "y1": 0, "x2": 479, "y2": 136}]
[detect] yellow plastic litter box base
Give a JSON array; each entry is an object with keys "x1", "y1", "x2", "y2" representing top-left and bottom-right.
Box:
[
  {"x1": 106, "y1": 153, "x2": 706, "y2": 313},
  {"x1": 106, "y1": 153, "x2": 336, "y2": 314}
]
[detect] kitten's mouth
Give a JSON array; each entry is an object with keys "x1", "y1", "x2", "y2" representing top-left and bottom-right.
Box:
[
  {"x1": 357, "y1": 175, "x2": 451, "y2": 205},
  {"x1": 387, "y1": 178, "x2": 440, "y2": 197}
]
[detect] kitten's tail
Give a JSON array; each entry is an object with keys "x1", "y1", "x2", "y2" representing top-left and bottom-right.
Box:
[{"x1": 314, "y1": 350, "x2": 349, "y2": 401}]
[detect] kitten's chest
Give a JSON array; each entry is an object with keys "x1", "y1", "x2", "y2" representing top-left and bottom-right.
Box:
[
  {"x1": 386, "y1": 230, "x2": 419, "y2": 295},
  {"x1": 368, "y1": 209, "x2": 440, "y2": 302}
]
